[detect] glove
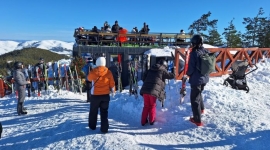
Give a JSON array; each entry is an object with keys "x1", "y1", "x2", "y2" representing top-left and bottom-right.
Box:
[
  {"x1": 110, "y1": 88, "x2": 115, "y2": 97},
  {"x1": 172, "y1": 66, "x2": 176, "y2": 75}
]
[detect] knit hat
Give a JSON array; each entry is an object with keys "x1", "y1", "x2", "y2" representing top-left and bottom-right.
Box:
[{"x1": 96, "y1": 57, "x2": 106, "y2": 67}]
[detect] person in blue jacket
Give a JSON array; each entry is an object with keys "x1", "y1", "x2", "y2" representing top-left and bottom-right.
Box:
[
  {"x1": 187, "y1": 34, "x2": 209, "y2": 126},
  {"x1": 82, "y1": 57, "x2": 95, "y2": 102}
]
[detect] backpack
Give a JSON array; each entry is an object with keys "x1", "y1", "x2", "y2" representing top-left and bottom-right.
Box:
[{"x1": 196, "y1": 50, "x2": 216, "y2": 76}]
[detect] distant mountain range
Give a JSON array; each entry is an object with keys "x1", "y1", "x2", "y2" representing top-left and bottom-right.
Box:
[{"x1": 0, "y1": 40, "x2": 74, "y2": 56}]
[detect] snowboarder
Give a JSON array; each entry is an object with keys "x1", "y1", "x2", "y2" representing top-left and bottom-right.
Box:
[
  {"x1": 87, "y1": 57, "x2": 115, "y2": 133},
  {"x1": 187, "y1": 34, "x2": 209, "y2": 126},
  {"x1": 140, "y1": 60, "x2": 175, "y2": 126},
  {"x1": 13, "y1": 62, "x2": 31, "y2": 115},
  {"x1": 82, "y1": 57, "x2": 95, "y2": 102}
]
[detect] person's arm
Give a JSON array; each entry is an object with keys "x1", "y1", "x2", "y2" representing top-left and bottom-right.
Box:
[
  {"x1": 142, "y1": 70, "x2": 149, "y2": 82},
  {"x1": 163, "y1": 70, "x2": 175, "y2": 80},
  {"x1": 15, "y1": 72, "x2": 28, "y2": 86},
  {"x1": 187, "y1": 52, "x2": 196, "y2": 76},
  {"x1": 108, "y1": 70, "x2": 115, "y2": 91}
]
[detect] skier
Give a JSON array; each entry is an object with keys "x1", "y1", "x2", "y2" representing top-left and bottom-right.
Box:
[
  {"x1": 13, "y1": 62, "x2": 31, "y2": 115},
  {"x1": 34, "y1": 58, "x2": 46, "y2": 77},
  {"x1": 82, "y1": 57, "x2": 95, "y2": 102},
  {"x1": 108, "y1": 60, "x2": 121, "y2": 91},
  {"x1": 140, "y1": 60, "x2": 175, "y2": 126},
  {"x1": 87, "y1": 57, "x2": 115, "y2": 133},
  {"x1": 47, "y1": 62, "x2": 54, "y2": 86},
  {"x1": 187, "y1": 34, "x2": 209, "y2": 126},
  {"x1": 33, "y1": 58, "x2": 47, "y2": 92}
]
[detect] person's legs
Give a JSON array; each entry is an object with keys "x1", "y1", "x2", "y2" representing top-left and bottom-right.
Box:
[
  {"x1": 141, "y1": 94, "x2": 150, "y2": 125},
  {"x1": 99, "y1": 95, "x2": 110, "y2": 133},
  {"x1": 200, "y1": 84, "x2": 206, "y2": 111},
  {"x1": 0, "y1": 122, "x2": 2, "y2": 139},
  {"x1": 88, "y1": 96, "x2": 100, "y2": 130},
  {"x1": 148, "y1": 95, "x2": 157, "y2": 124},
  {"x1": 190, "y1": 85, "x2": 202, "y2": 123},
  {"x1": 86, "y1": 81, "x2": 91, "y2": 102},
  {"x1": 17, "y1": 88, "x2": 27, "y2": 115}
]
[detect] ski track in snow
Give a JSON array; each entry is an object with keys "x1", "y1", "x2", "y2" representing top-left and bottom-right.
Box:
[{"x1": 0, "y1": 60, "x2": 270, "y2": 149}]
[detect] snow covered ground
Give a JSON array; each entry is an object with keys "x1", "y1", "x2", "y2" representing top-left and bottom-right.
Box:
[{"x1": 0, "y1": 56, "x2": 270, "y2": 149}]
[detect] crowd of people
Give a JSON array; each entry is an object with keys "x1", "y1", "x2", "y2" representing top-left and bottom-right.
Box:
[
  {"x1": 74, "y1": 20, "x2": 186, "y2": 46},
  {"x1": 3, "y1": 34, "x2": 208, "y2": 137}
]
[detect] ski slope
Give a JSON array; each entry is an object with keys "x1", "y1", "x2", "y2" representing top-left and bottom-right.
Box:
[{"x1": 0, "y1": 58, "x2": 270, "y2": 149}]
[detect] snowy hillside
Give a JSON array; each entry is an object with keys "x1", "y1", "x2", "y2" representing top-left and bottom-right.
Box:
[
  {"x1": 0, "y1": 56, "x2": 270, "y2": 149},
  {"x1": 0, "y1": 40, "x2": 74, "y2": 55}
]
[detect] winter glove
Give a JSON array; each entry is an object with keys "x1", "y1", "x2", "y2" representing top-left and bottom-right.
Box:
[
  {"x1": 172, "y1": 66, "x2": 176, "y2": 75},
  {"x1": 110, "y1": 88, "x2": 115, "y2": 97}
]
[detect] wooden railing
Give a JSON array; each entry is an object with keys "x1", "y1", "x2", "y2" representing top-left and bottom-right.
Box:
[
  {"x1": 74, "y1": 29, "x2": 192, "y2": 46},
  {"x1": 174, "y1": 48, "x2": 270, "y2": 80}
]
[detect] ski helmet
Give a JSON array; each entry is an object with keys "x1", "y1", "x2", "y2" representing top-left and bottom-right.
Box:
[
  {"x1": 14, "y1": 61, "x2": 23, "y2": 69},
  {"x1": 191, "y1": 34, "x2": 203, "y2": 47},
  {"x1": 158, "y1": 59, "x2": 168, "y2": 68}
]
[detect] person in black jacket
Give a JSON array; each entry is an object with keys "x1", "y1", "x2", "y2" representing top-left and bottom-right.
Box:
[
  {"x1": 108, "y1": 61, "x2": 122, "y2": 91},
  {"x1": 111, "y1": 20, "x2": 120, "y2": 33},
  {"x1": 187, "y1": 34, "x2": 209, "y2": 126},
  {"x1": 140, "y1": 60, "x2": 175, "y2": 126}
]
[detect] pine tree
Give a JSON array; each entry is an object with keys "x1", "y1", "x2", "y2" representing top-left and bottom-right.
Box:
[
  {"x1": 257, "y1": 14, "x2": 270, "y2": 47},
  {"x1": 222, "y1": 18, "x2": 242, "y2": 48},
  {"x1": 70, "y1": 57, "x2": 85, "y2": 79},
  {"x1": 188, "y1": 11, "x2": 218, "y2": 34},
  {"x1": 204, "y1": 29, "x2": 223, "y2": 46},
  {"x1": 242, "y1": 7, "x2": 267, "y2": 47}
]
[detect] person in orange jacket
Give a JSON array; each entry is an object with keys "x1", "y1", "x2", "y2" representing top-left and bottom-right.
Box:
[
  {"x1": 117, "y1": 27, "x2": 128, "y2": 47},
  {"x1": 87, "y1": 57, "x2": 115, "y2": 133}
]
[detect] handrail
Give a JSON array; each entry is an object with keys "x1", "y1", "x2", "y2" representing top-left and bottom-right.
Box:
[
  {"x1": 174, "y1": 48, "x2": 270, "y2": 80},
  {"x1": 73, "y1": 29, "x2": 192, "y2": 47}
]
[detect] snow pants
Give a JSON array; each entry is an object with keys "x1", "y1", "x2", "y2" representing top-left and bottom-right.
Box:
[
  {"x1": 17, "y1": 87, "x2": 26, "y2": 115},
  {"x1": 141, "y1": 94, "x2": 157, "y2": 124},
  {"x1": 85, "y1": 81, "x2": 92, "y2": 101},
  {"x1": 88, "y1": 94, "x2": 110, "y2": 133},
  {"x1": 190, "y1": 84, "x2": 205, "y2": 123}
]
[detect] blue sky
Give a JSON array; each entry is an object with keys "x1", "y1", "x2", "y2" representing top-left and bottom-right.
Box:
[{"x1": 0, "y1": 0, "x2": 269, "y2": 42}]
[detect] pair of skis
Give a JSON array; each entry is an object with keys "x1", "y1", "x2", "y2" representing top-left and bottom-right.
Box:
[
  {"x1": 180, "y1": 46, "x2": 191, "y2": 104},
  {"x1": 129, "y1": 60, "x2": 138, "y2": 99},
  {"x1": 117, "y1": 54, "x2": 123, "y2": 93},
  {"x1": 172, "y1": 46, "x2": 191, "y2": 104},
  {"x1": 74, "y1": 65, "x2": 82, "y2": 94}
]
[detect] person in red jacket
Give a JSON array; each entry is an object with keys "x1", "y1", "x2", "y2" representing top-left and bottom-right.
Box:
[
  {"x1": 87, "y1": 57, "x2": 115, "y2": 133},
  {"x1": 117, "y1": 27, "x2": 128, "y2": 47}
]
